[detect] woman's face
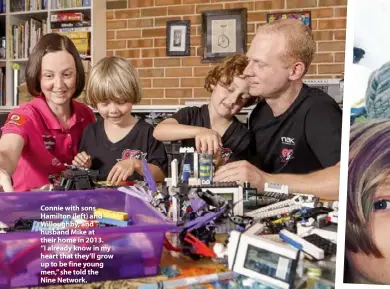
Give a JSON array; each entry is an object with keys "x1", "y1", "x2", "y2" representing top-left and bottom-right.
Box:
[
  {"x1": 40, "y1": 50, "x2": 77, "y2": 106},
  {"x1": 349, "y1": 183, "x2": 390, "y2": 284}
]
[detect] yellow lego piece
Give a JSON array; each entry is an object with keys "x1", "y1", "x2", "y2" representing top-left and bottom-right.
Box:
[{"x1": 94, "y1": 208, "x2": 129, "y2": 221}]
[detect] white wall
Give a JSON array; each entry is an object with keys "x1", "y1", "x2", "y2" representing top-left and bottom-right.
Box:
[
  {"x1": 344, "y1": 0, "x2": 390, "y2": 105},
  {"x1": 353, "y1": 0, "x2": 390, "y2": 70}
]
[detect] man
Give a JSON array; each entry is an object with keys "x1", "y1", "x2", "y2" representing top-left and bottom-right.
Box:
[{"x1": 214, "y1": 19, "x2": 342, "y2": 200}]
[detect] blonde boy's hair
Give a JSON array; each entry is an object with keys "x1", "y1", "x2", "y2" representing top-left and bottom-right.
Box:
[{"x1": 86, "y1": 56, "x2": 142, "y2": 108}]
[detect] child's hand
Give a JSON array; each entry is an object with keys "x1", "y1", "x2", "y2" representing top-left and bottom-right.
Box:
[
  {"x1": 72, "y1": 151, "x2": 92, "y2": 168},
  {"x1": 195, "y1": 128, "x2": 223, "y2": 155},
  {"x1": 107, "y1": 159, "x2": 140, "y2": 185}
]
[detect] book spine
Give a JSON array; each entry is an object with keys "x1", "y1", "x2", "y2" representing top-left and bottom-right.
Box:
[
  {"x1": 50, "y1": 12, "x2": 84, "y2": 22},
  {"x1": 50, "y1": 21, "x2": 90, "y2": 29},
  {"x1": 51, "y1": 27, "x2": 91, "y2": 33}
]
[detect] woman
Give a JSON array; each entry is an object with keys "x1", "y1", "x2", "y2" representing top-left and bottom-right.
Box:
[
  {"x1": 0, "y1": 33, "x2": 95, "y2": 192},
  {"x1": 345, "y1": 119, "x2": 390, "y2": 284}
]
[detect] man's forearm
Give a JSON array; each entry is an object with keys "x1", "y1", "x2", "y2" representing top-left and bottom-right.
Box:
[{"x1": 263, "y1": 164, "x2": 340, "y2": 200}]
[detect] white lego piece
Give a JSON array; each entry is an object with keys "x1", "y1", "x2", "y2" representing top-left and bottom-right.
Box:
[
  {"x1": 179, "y1": 147, "x2": 195, "y2": 153},
  {"x1": 171, "y1": 159, "x2": 178, "y2": 187},
  {"x1": 244, "y1": 195, "x2": 303, "y2": 217},
  {"x1": 213, "y1": 243, "x2": 228, "y2": 258},
  {"x1": 264, "y1": 182, "x2": 289, "y2": 194},
  {"x1": 247, "y1": 204, "x2": 303, "y2": 220},
  {"x1": 0, "y1": 221, "x2": 8, "y2": 229},
  {"x1": 188, "y1": 178, "x2": 201, "y2": 186},
  {"x1": 327, "y1": 211, "x2": 338, "y2": 223},
  {"x1": 228, "y1": 226, "x2": 300, "y2": 289},
  {"x1": 296, "y1": 223, "x2": 314, "y2": 237},
  {"x1": 279, "y1": 229, "x2": 325, "y2": 260}
]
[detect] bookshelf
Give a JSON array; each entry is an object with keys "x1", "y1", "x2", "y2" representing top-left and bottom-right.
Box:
[{"x1": 0, "y1": 0, "x2": 106, "y2": 107}]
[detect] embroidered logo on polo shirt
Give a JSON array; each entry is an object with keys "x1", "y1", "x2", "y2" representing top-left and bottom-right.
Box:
[
  {"x1": 42, "y1": 135, "x2": 56, "y2": 151},
  {"x1": 280, "y1": 148, "x2": 294, "y2": 163},
  {"x1": 121, "y1": 149, "x2": 147, "y2": 161},
  {"x1": 52, "y1": 158, "x2": 62, "y2": 167},
  {"x1": 5, "y1": 114, "x2": 27, "y2": 126},
  {"x1": 281, "y1": 136, "x2": 295, "y2": 146},
  {"x1": 221, "y1": 147, "x2": 233, "y2": 162}
]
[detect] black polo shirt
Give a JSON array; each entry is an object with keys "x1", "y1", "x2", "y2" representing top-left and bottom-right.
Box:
[
  {"x1": 172, "y1": 104, "x2": 253, "y2": 162},
  {"x1": 79, "y1": 118, "x2": 168, "y2": 181},
  {"x1": 249, "y1": 84, "x2": 342, "y2": 174}
]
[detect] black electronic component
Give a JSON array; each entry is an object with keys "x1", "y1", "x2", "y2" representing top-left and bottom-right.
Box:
[
  {"x1": 50, "y1": 165, "x2": 99, "y2": 191},
  {"x1": 303, "y1": 234, "x2": 337, "y2": 256}
]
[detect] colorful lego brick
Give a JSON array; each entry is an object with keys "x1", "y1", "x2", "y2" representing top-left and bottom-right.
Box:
[
  {"x1": 98, "y1": 217, "x2": 131, "y2": 227},
  {"x1": 94, "y1": 208, "x2": 129, "y2": 221}
]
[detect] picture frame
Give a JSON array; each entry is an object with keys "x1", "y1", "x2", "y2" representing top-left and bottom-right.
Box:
[
  {"x1": 266, "y1": 11, "x2": 311, "y2": 29},
  {"x1": 166, "y1": 20, "x2": 191, "y2": 56},
  {"x1": 201, "y1": 8, "x2": 247, "y2": 63}
]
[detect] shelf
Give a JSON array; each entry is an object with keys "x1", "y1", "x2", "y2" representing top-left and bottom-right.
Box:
[
  {"x1": 0, "y1": 102, "x2": 343, "y2": 114},
  {"x1": 1, "y1": 0, "x2": 106, "y2": 106},
  {"x1": 51, "y1": 7, "x2": 91, "y2": 12},
  {"x1": 9, "y1": 58, "x2": 28, "y2": 62},
  {"x1": 0, "y1": 104, "x2": 255, "y2": 114},
  {"x1": 9, "y1": 10, "x2": 48, "y2": 15}
]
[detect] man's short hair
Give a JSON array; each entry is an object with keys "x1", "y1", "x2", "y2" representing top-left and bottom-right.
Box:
[
  {"x1": 258, "y1": 19, "x2": 316, "y2": 75},
  {"x1": 347, "y1": 119, "x2": 390, "y2": 258}
]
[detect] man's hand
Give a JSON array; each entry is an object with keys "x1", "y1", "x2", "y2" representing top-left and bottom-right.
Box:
[
  {"x1": 107, "y1": 159, "x2": 141, "y2": 185},
  {"x1": 195, "y1": 128, "x2": 223, "y2": 155},
  {"x1": 214, "y1": 160, "x2": 268, "y2": 190},
  {"x1": 0, "y1": 169, "x2": 13, "y2": 192},
  {"x1": 72, "y1": 151, "x2": 92, "y2": 169}
]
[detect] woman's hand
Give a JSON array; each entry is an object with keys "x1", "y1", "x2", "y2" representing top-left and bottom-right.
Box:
[
  {"x1": 0, "y1": 169, "x2": 13, "y2": 192},
  {"x1": 195, "y1": 128, "x2": 223, "y2": 155},
  {"x1": 72, "y1": 151, "x2": 92, "y2": 168},
  {"x1": 107, "y1": 159, "x2": 141, "y2": 185}
]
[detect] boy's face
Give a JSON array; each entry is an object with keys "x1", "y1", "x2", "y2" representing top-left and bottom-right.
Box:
[
  {"x1": 349, "y1": 182, "x2": 390, "y2": 284},
  {"x1": 210, "y1": 76, "x2": 250, "y2": 118},
  {"x1": 96, "y1": 101, "x2": 133, "y2": 126}
]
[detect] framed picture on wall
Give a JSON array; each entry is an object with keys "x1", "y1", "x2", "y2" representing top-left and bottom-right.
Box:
[
  {"x1": 267, "y1": 11, "x2": 311, "y2": 28},
  {"x1": 166, "y1": 20, "x2": 191, "y2": 56},
  {"x1": 201, "y1": 8, "x2": 247, "y2": 63}
]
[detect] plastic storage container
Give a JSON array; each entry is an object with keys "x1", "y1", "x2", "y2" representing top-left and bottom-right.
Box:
[{"x1": 0, "y1": 189, "x2": 177, "y2": 288}]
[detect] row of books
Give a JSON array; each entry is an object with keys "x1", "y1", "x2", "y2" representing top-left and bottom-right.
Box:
[
  {"x1": 52, "y1": 12, "x2": 90, "y2": 55},
  {"x1": 0, "y1": 0, "x2": 5, "y2": 13},
  {"x1": 52, "y1": 0, "x2": 90, "y2": 9},
  {"x1": 9, "y1": 18, "x2": 46, "y2": 59},
  {"x1": 8, "y1": 0, "x2": 90, "y2": 12},
  {"x1": 10, "y1": 0, "x2": 47, "y2": 12}
]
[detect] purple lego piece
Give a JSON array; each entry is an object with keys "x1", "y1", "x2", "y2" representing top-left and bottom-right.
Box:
[
  {"x1": 183, "y1": 209, "x2": 225, "y2": 232},
  {"x1": 190, "y1": 197, "x2": 206, "y2": 212},
  {"x1": 142, "y1": 158, "x2": 158, "y2": 192}
]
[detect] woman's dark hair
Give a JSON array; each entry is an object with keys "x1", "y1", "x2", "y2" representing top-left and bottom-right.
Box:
[{"x1": 25, "y1": 33, "x2": 85, "y2": 98}]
